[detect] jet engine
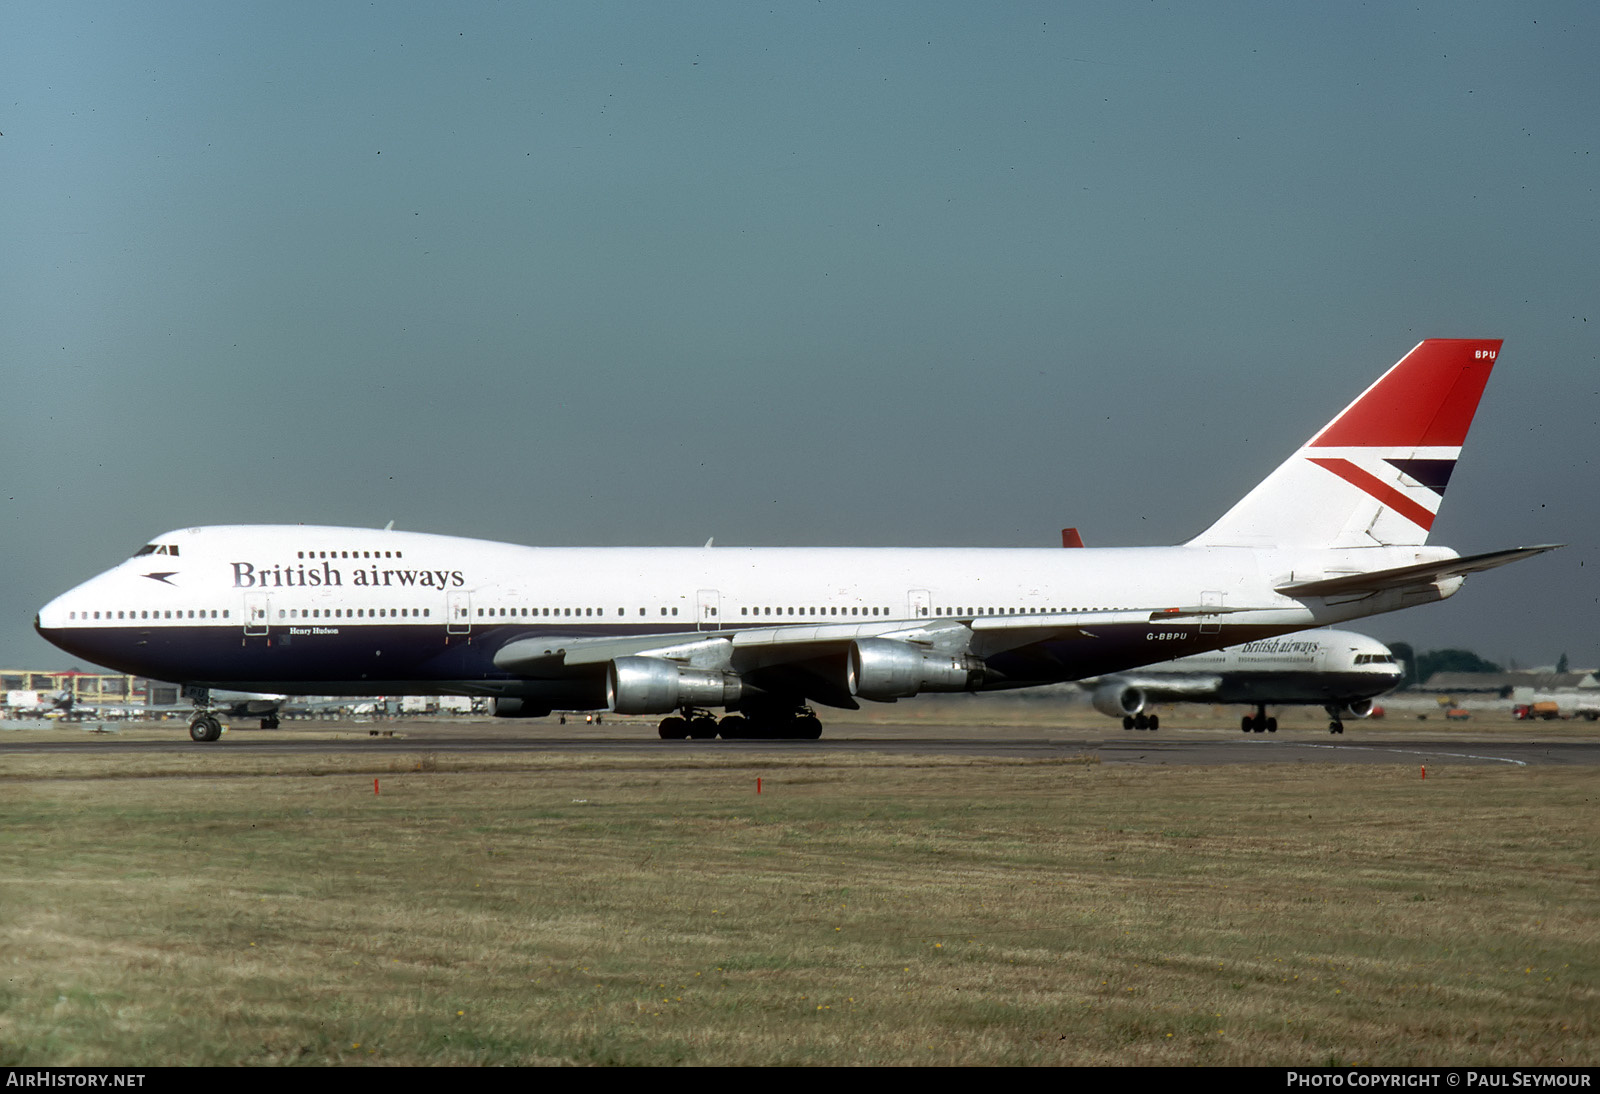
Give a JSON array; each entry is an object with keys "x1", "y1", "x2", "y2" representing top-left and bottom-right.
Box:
[
  {"x1": 606, "y1": 656, "x2": 743, "y2": 715},
  {"x1": 1332, "y1": 698, "x2": 1374, "y2": 719},
  {"x1": 846, "y1": 638, "x2": 981, "y2": 701},
  {"x1": 1091, "y1": 681, "x2": 1145, "y2": 719}
]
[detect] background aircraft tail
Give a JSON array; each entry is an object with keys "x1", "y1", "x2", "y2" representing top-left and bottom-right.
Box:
[{"x1": 1187, "y1": 339, "x2": 1501, "y2": 549}]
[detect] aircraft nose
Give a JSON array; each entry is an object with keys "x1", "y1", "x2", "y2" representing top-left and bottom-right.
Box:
[
  {"x1": 36, "y1": 589, "x2": 71, "y2": 632},
  {"x1": 35, "y1": 587, "x2": 84, "y2": 654}
]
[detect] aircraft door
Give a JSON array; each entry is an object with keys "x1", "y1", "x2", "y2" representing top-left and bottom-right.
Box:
[
  {"x1": 697, "y1": 589, "x2": 721, "y2": 632},
  {"x1": 908, "y1": 588, "x2": 931, "y2": 619},
  {"x1": 1200, "y1": 590, "x2": 1223, "y2": 634},
  {"x1": 244, "y1": 593, "x2": 270, "y2": 637},
  {"x1": 447, "y1": 591, "x2": 472, "y2": 634}
]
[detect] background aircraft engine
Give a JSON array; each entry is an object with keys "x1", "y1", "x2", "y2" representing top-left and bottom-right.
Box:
[
  {"x1": 847, "y1": 638, "x2": 979, "y2": 701},
  {"x1": 606, "y1": 656, "x2": 742, "y2": 715},
  {"x1": 1091, "y1": 681, "x2": 1145, "y2": 719},
  {"x1": 491, "y1": 698, "x2": 552, "y2": 718}
]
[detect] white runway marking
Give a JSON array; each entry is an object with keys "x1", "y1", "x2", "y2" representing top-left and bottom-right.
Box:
[{"x1": 1256, "y1": 740, "x2": 1528, "y2": 766}]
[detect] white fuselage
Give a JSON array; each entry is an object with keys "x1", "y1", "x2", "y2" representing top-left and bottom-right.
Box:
[
  {"x1": 35, "y1": 524, "x2": 1458, "y2": 712},
  {"x1": 1081, "y1": 628, "x2": 1403, "y2": 718}
]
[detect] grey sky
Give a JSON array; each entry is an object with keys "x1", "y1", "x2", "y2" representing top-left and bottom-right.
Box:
[{"x1": 3, "y1": 2, "x2": 1595, "y2": 673}]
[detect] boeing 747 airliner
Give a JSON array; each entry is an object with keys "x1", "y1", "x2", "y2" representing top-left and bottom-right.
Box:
[{"x1": 36, "y1": 339, "x2": 1557, "y2": 741}]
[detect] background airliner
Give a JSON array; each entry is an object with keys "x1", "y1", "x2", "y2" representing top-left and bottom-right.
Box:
[
  {"x1": 35, "y1": 339, "x2": 1556, "y2": 742},
  {"x1": 1079, "y1": 628, "x2": 1402, "y2": 734}
]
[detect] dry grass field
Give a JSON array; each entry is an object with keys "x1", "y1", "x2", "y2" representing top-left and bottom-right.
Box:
[{"x1": 1, "y1": 726, "x2": 1595, "y2": 1067}]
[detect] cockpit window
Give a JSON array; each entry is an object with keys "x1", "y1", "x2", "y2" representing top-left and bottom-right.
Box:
[{"x1": 132, "y1": 544, "x2": 179, "y2": 558}]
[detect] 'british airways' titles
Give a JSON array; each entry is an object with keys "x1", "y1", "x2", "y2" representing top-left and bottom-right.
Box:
[{"x1": 231, "y1": 562, "x2": 465, "y2": 588}]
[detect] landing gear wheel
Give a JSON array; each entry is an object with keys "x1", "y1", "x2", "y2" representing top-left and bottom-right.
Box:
[
  {"x1": 657, "y1": 716, "x2": 688, "y2": 740},
  {"x1": 1266, "y1": 717, "x2": 1277, "y2": 733},
  {"x1": 687, "y1": 716, "x2": 719, "y2": 739},
  {"x1": 1241, "y1": 715, "x2": 1253, "y2": 734},
  {"x1": 189, "y1": 716, "x2": 222, "y2": 743},
  {"x1": 1123, "y1": 716, "x2": 1135, "y2": 731},
  {"x1": 1329, "y1": 720, "x2": 1344, "y2": 735},
  {"x1": 718, "y1": 715, "x2": 748, "y2": 740},
  {"x1": 794, "y1": 714, "x2": 822, "y2": 740},
  {"x1": 1148, "y1": 714, "x2": 1159, "y2": 731}
]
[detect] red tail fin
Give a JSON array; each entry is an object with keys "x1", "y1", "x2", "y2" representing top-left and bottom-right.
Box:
[{"x1": 1188, "y1": 339, "x2": 1502, "y2": 549}]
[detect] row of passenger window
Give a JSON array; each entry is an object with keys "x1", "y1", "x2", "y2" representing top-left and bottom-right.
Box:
[
  {"x1": 932, "y1": 607, "x2": 1112, "y2": 616},
  {"x1": 281, "y1": 608, "x2": 428, "y2": 619},
  {"x1": 476, "y1": 607, "x2": 682, "y2": 618},
  {"x1": 296, "y1": 549, "x2": 403, "y2": 559},
  {"x1": 71, "y1": 610, "x2": 228, "y2": 621},
  {"x1": 742, "y1": 606, "x2": 892, "y2": 617},
  {"x1": 68, "y1": 607, "x2": 433, "y2": 622},
  {"x1": 70, "y1": 603, "x2": 1108, "y2": 625},
  {"x1": 738, "y1": 606, "x2": 1104, "y2": 618},
  {"x1": 467, "y1": 604, "x2": 1105, "y2": 622}
]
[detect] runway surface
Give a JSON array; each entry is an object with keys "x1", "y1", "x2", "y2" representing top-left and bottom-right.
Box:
[{"x1": 3, "y1": 719, "x2": 1597, "y2": 767}]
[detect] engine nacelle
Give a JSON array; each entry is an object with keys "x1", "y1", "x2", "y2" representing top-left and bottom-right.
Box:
[
  {"x1": 1332, "y1": 698, "x2": 1375, "y2": 719},
  {"x1": 606, "y1": 656, "x2": 742, "y2": 715},
  {"x1": 847, "y1": 638, "x2": 980, "y2": 701},
  {"x1": 492, "y1": 698, "x2": 552, "y2": 718},
  {"x1": 1091, "y1": 680, "x2": 1145, "y2": 719}
]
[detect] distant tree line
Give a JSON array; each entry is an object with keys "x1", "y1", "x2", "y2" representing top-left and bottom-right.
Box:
[{"x1": 1386, "y1": 642, "x2": 1502, "y2": 688}]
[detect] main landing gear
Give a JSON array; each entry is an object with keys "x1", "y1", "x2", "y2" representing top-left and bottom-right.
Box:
[
  {"x1": 657, "y1": 706, "x2": 824, "y2": 741},
  {"x1": 1241, "y1": 705, "x2": 1277, "y2": 733},
  {"x1": 181, "y1": 685, "x2": 225, "y2": 743},
  {"x1": 1122, "y1": 713, "x2": 1159, "y2": 731},
  {"x1": 189, "y1": 713, "x2": 223, "y2": 742}
]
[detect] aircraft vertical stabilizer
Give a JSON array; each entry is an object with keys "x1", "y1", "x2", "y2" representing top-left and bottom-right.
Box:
[{"x1": 1187, "y1": 339, "x2": 1501, "y2": 549}]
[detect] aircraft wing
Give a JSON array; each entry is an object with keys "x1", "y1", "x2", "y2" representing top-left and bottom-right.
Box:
[
  {"x1": 1275, "y1": 544, "x2": 1562, "y2": 599},
  {"x1": 491, "y1": 607, "x2": 1256, "y2": 678},
  {"x1": 495, "y1": 619, "x2": 990, "y2": 675},
  {"x1": 1082, "y1": 673, "x2": 1225, "y2": 698}
]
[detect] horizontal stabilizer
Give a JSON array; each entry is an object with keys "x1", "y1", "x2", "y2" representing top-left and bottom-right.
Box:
[{"x1": 1275, "y1": 544, "x2": 1562, "y2": 598}]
